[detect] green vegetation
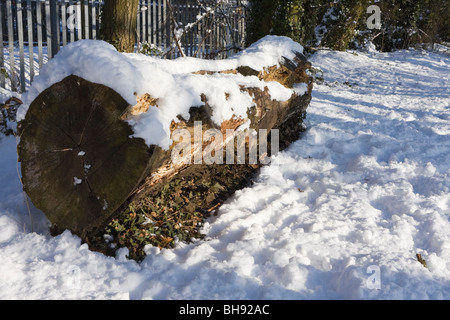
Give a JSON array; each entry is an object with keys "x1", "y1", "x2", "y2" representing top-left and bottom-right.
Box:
[
  {"x1": 138, "y1": 41, "x2": 164, "y2": 57},
  {"x1": 247, "y1": 0, "x2": 450, "y2": 52},
  {"x1": 105, "y1": 181, "x2": 207, "y2": 261},
  {"x1": 89, "y1": 164, "x2": 258, "y2": 261}
]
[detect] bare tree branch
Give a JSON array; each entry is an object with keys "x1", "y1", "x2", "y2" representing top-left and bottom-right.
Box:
[{"x1": 166, "y1": 0, "x2": 186, "y2": 57}]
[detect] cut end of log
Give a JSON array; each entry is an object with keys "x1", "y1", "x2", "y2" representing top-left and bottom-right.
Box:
[{"x1": 18, "y1": 75, "x2": 151, "y2": 239}]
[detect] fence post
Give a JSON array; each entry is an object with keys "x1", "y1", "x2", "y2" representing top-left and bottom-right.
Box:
[
  {"x1": 61, "y1": 0, "x2": 67, "y2": 46},
  {"x1": 27, "y1": 0, "x2": 35, "y2": 83},
  {"x1": 142, "y1": 1, "x2": 147, "y2": 43},
  {"x1": 50, "y1": 0, "x2": 59, "y2": 58},
  {"x1": 68, "y1": 0, "x2": 74, "y2": 43},
  {"x1": 147, "y1": 0, "x2": 151, "y2": 44},
  {"x1": 0, "y1": 3, "x2": 4, "y2": 88},
  {"x1": 17, "y1": 1, "x2": 26, "y2": 92},
  {"x1": 137, "y1": 1, "x2": 141, "y2": 44},
  {"x1": 45, "y1": 1, "x2": 51, "y2": 58},
  {"x1": 158, "y1": 0, "x2": 162, "y2": 48},
  {"x1": 36, "y1": 0, "x2": 44, "y2": 69},
  {"x1": 84, "y1": 0, "x2": 89, "y2": 40},
  {"x1": 91, "y1": 0, "x2": 97, "y2": 39},
  {"x1": 6, "y1": 0, "x2": 16, "y2": 92}
]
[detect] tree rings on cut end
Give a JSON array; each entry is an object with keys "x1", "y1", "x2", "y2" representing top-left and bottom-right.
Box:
[{"x1": 18, "y1": 75, "x2": 150, "y2": 238}]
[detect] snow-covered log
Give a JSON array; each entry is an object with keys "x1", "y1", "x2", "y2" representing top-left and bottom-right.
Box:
[{"x1": 17, "y1": 36, "x2": 313, "y2": 240}]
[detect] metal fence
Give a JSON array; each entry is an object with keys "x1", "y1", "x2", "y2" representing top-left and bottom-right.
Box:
[{"x1": 0, "y1": 0, "x2": 248, "y2": 93}]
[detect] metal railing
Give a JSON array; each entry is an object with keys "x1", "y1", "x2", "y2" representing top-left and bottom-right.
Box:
[{"x1": 0, "y1": 0, "x2": 248, "y2": 92}]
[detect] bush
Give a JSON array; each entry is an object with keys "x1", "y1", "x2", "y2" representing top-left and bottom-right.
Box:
[
  {"x1": 246, "y1": 0, "x2": 450, "y2": 52},
  {"x1": 138, "y1": 41, "x2": 163, "y2": 57},
  {"x1": 0, "y1": 96, "x2": 21, "y2": 136}
]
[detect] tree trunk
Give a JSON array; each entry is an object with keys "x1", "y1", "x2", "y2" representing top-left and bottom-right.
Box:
[
  {"x1": 100, "y1": 0, "x2": 139, "y2": 52},
  {"x1": 17, "y1": 52, "x2": 313, "y2": 247},
  {"x1": 246, "y1": 0, "x2": 280, "y2": 46}
]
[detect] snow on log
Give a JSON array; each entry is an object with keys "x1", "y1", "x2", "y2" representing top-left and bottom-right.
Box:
[{"x1": 17, "y1": 36, "x2": 313, "y2": 240}]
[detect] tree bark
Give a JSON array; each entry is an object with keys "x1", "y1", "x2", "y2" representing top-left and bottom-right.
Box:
[{"x1": 100, "y1": 0, "x2": 139, "y2": 52}]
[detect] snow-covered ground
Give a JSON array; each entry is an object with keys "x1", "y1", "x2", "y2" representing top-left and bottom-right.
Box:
[{"x1": 0, "y1": 44, "x2": 449, "y2": 299}]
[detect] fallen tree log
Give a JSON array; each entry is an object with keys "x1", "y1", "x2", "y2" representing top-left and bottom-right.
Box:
[{"x1": 17, "y1": 37, "x2": 313, "y2": 257}]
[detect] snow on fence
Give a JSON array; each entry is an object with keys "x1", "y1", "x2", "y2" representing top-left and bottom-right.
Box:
[{"x1": 0, "y1": 0, "x2": 248, "y2": 93}]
